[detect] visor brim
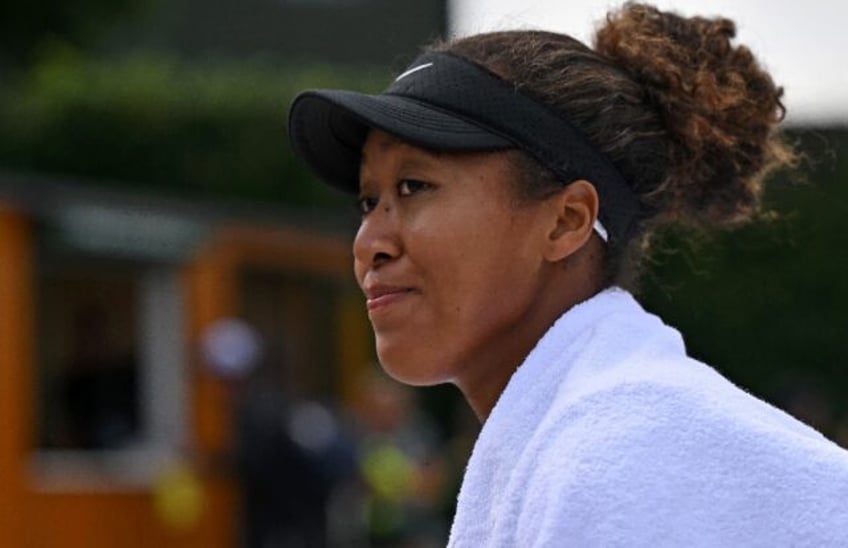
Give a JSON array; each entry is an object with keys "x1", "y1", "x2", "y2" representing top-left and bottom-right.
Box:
[{"x1": 288, "y1": 90, "x2": 513, "y2": 193}]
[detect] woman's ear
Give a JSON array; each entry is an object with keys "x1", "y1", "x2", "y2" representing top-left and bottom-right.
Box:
[{"x1": 543, "y1": 180, "x2": 599, "y2": 262}]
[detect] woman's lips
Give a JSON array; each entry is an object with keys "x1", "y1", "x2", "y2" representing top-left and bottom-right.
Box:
[{"x1": 364, "y1": 286, "x2": 415, "y2": 312}]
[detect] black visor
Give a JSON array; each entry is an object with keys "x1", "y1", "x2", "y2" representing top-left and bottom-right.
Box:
[{"x1": 288, "y1": 51, "x2": 641, "y2": 245}]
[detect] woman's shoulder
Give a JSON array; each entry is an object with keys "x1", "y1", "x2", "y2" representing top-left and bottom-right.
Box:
[
  {"x1": 517, "y1": 365, "x2": 848, "y2": 545},
  {"x1": 541, "y1": 355, "x2": 847, "y2": 472}
]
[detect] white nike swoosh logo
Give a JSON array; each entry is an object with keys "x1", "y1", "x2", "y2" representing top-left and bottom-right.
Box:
[{"x1": 394, "y1": 62, "x2": 434, "y2": 81}]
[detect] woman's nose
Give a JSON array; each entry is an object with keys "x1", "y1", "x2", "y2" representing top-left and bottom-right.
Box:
[{"x1": 353, "y1": 204, "x2": 401, "y2": 271}]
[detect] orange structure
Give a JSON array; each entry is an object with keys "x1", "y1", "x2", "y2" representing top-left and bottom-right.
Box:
[{"x1": 0, "y1": 177, "x2": 371, "y2": 548}]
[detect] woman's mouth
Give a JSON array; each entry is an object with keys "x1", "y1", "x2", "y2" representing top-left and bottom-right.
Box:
[{"x1": 364, "y1": 285, "x2": 415, "y2": 312}]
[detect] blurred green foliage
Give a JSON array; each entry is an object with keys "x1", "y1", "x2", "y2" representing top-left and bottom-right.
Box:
[
  {"x1": 0, "y1": 48, "x2": 383, "y2": 207},
  {"x1": 641, "y1": 130, "x2": 848, "y2": 434},
  {"x1": 0, "y1": 0, "x2": 153, "y2": 68}
]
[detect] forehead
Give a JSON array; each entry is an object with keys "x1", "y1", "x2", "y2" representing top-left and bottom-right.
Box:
[
  {"x1": 359, "y1": 129, "x2": 519, "y2": 174},
  {"x1": 358, "y1": 129, "x2": 520, "y2": 199},
  {"x1": 360, "y1": 130, "x2": 442, "y2": 166}
]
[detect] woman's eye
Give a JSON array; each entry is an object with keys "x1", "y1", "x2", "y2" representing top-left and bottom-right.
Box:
[
  {"x1": 398, "y1": 179, "x2": 430, "y2": 197},
  {"x1": 356, "y1": 195, "x2": 379, "y2": 215}
]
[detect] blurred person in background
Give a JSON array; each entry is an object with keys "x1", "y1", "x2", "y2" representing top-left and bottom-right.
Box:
[
  {"x1": 351, "y1": 371, "x2": 450, "y2": 547},
  {"x1": 202, "y1": 318, "x2": 356, "y2": 548},
  {"x1": 287, "y1": 2, "x2": 848, "y2": 546}
]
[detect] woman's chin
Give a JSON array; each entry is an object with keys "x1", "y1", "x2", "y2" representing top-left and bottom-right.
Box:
[{"x1": 376, "y1": 347, "x2": 452, "y2": 387}]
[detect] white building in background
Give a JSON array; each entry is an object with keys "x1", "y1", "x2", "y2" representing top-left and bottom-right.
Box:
[{"x1": 449, "y1": 0, "x2": 848, "y2": 126}]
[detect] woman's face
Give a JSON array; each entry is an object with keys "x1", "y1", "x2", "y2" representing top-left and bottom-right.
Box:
[{"x1": 354, "y1": 130, "x2": 560, "y2": 397}]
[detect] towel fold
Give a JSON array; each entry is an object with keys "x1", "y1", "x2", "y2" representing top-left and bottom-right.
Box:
[{"x1": 448, "y1": 288, "x2": 848, "y2": 547}]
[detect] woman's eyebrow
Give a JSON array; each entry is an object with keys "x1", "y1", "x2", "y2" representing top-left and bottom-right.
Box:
[
  {"x1": 361, "y1": 150, "x2": 444, "y2": 180},
  {"x1": 397, "y1": 154, "x2": 443, "y2": 173}
]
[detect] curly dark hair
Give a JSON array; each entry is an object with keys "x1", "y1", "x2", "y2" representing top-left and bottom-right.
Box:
[{"x1": 432, "y1": 2, "x2": 797, "y2": 289}]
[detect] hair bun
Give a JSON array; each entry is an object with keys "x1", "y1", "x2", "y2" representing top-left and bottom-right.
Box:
[{"x1": 595, "y1": 2, "x2": 795, "y2": 226}]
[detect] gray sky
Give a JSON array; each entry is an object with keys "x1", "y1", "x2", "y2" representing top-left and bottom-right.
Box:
[{"x1": 449, "y1": 0, "x2": 848, "y2": 125}]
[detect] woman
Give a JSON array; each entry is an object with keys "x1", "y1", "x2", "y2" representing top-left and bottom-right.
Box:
[{"x1": 288, "y1": 3, "x2": 848, "y2": 545}]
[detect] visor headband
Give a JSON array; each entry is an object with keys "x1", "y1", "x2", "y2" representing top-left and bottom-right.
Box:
[{"x1": 386, "y1": 51, "x2": 641, "y2": 245}]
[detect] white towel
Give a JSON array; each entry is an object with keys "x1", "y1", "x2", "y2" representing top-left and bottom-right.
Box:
[{"x1": 448, "y1": 288, "x2": 848, "y2": 547}]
